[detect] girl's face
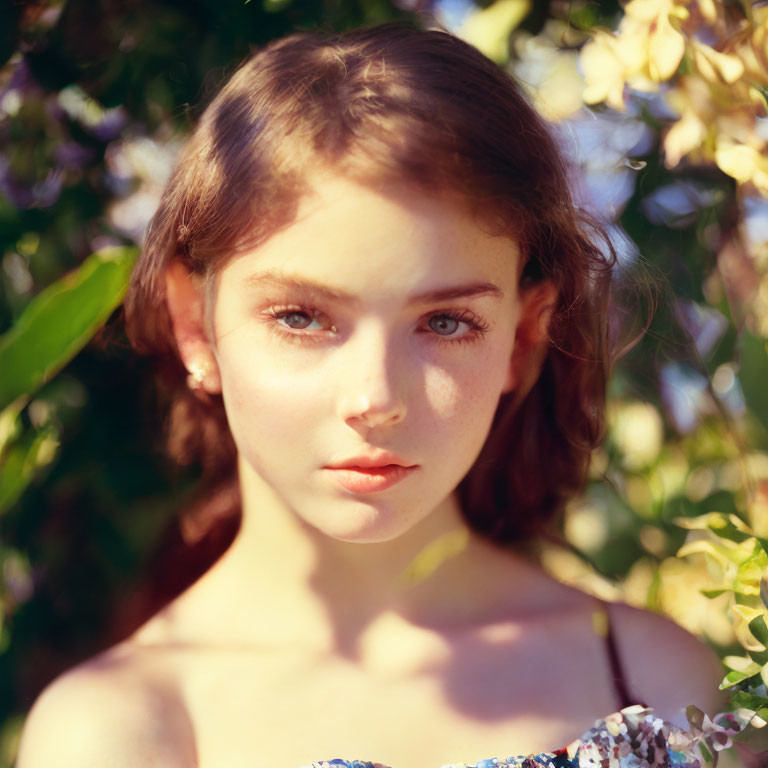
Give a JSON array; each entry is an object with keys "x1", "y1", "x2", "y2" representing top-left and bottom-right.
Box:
[{"x1": 201, "y1": 176, "x2": 544, "y2": 543}]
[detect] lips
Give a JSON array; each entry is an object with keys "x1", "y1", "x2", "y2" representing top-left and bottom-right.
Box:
[
  {"x1": 324, "y1": 463, "x2": 418, "y2": 494},
  {"x1": 326, "y1": 451, "x2": 414, "y2": 470}
]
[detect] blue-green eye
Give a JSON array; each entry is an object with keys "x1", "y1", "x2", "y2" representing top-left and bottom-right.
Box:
[
  {"x1": 428, "y1": 315, "x2": 460, "y2": 336},
  {"x1": 265, "y1": 305, "x2": 337, "y2": 344},
  {"x1": 278, "y1": 310, "x2": 316, "y2": 330},
  {"x1": 274, "y1": 309, "x2": 333, "y2": 332},
  {"x1": 423, "y1": 310, "x2": 490, "y2": 345}
]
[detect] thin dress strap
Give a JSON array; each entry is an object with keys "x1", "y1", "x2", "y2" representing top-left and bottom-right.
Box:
[{"x1": 593, "y1": 601, "x2": 642, "y2": 710}]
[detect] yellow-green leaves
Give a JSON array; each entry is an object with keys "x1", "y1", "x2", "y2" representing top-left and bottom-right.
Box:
[
  {"x1": 678, "y1": 511, "x2": 768, "y2": 722},
  {"x1": 0, "y1": 246, "x2": 137, "y2": 413},
  {"x1": 0, "y1": 246, "x2": 137, "y2": 515},
  {"x1": 579, "y1": 0, "x2": 768, "y2": 196},
  {"x1": 459, "y1": 0, "x2": 531, "y2": 64}
]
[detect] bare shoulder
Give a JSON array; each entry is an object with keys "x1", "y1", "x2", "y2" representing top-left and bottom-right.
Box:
[
  {"x1": 16, "y1": 642, "x2": 196, "y2": 768},
  {"x1": 607, "y1": 601, "x2": 726, "y2": 726}
]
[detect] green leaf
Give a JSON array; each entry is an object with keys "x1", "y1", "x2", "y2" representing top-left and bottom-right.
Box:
[
  {"x1": 747, "y1": 647, "x2": 768, "y2": 666},
  {"x1": 0, "y1": 399, "x2": 23, "y2": 456},
  {"x1": 675, "y1": 513, "x2": 728, "y2": 531},
  {"x1": 720, "y1": 669, "x2": 759, "y2": 689},
  {"x1": 735, "y1": 551, "x2": 768, "y2": 594},
  {"x1": 732, "y1": 604, "x2": 765, "y2": 623},
  {"x1": 698, "y1": 739, "x2": 713, "y2": 766},
  {"x1": 680, "y1": 512, "x2": 768, "y2": 552},
  {"x1": 0, "y1": 424, "x2": 59, "y2": 514},
  {"x1": 678, "y1": 537, "x2": 759, "y2": 567},
  {"x1": 0, "y1": 246, "x2": 137, "y2": 412},
  {"x1": 716, "y1": 521, "x2": 760, "y2": 546},
  {"x1": 739, "y1": 331, "x2": 768, "y2": 447},
  {"x1": 701, "y1": 588, "x2": 727, "y2": 598},
  {"x1": 749, "y1": 615, "x2": 768, "y2": 648},
  {"x1": 723, "y1": 654, "x2": 762, "y2": 674},
  {"x1": 731, "y1": 691, "x2": 768, "y2": 720}
]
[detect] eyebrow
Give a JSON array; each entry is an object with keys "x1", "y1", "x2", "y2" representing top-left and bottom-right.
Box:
[{"x1": 245, "y1": 272, "x2": 504, "y2": 305}]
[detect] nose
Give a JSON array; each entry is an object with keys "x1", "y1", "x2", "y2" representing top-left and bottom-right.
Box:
[{"x1": 336, "y1": 325, "x2": 407, "y2": 430}]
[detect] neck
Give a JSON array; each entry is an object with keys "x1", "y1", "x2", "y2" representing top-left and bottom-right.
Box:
[{"x1": 180, "y1": 457, "x2": 543, "y2": 656}]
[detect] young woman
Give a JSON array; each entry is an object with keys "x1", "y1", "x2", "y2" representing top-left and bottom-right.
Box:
[{"x1": 17, "y1": 23, "x2": 726, "y2": 768}]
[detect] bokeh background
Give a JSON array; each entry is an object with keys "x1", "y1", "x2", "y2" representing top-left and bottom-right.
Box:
[{"x1": 1, "y1": 0, "x2": 768, "y2": 764}]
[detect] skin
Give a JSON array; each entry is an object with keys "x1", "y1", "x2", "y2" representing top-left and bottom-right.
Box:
[{"x1": 16, "y1": 176, "x2": 725, "y2": 768}]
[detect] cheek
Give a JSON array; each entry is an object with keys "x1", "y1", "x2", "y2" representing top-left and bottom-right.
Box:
[
  {"x1": 422, "y1": 350, "x2": 508, "y2": 431},
  {"x1": 419, "y1": 358, "x2": 507, "y2": 485},
  {"x1": 423, "y1": 365, "x2": 462, "y2": 417},
  {"x1": 216, "y1": 344, "x2": 326, "y2": 458}
]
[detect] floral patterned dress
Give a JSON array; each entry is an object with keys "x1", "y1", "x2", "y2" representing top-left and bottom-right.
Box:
[{"x1": 299, "y1": 705, "x2": 748, "y2": 768}]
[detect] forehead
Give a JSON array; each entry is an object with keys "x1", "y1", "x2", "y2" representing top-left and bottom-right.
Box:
[{"x1": 218, "y1": 175, "x2": 521, "y2": 301}]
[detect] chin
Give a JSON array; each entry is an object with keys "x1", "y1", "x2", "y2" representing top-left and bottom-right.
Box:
[{"x1": 310, "y1": 499, "x2": 424, "y2": 544}]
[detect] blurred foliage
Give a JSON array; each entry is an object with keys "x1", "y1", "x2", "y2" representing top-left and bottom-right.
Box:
[
  {"x1": 0, "y1": 245, "x2": 136, "y2": 413},
  {"x1": 0, "y1": 0, "x2": 767, "y2": 765}
]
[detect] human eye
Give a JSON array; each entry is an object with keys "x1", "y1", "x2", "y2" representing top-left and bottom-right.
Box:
[
  {"x1": 261, "y1": 304, "x2": 338, "y2": 345},
  {"x1": 422, "y1": 310, "x2": 490, "y2": 345}
]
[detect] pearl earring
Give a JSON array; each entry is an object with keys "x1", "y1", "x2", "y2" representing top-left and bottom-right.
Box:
[{"x1": 187, "y1": 362, "x2": 209, "y2": 390}]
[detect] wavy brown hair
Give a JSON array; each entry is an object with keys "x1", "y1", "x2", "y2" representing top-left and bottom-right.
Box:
[{"x1": 124, "y1": 22, "x2": 619, "y2": 549}]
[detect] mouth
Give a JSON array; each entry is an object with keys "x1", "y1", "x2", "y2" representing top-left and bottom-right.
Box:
[{"x1": 324, "y1": 464, "x2": 418, "y2": 494}]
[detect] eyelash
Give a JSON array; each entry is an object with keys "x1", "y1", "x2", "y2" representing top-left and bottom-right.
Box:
[{"x1": 260, "y1": 304, "x2": 490, "y2": 347}]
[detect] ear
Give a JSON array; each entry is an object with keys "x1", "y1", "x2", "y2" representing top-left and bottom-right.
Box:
[
  {"x1": 164, "y1": 261, "x2": 222, "y2": 394},
  {"x1": 502, "y1": 280, "x2": 558, "y2": 397}
]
